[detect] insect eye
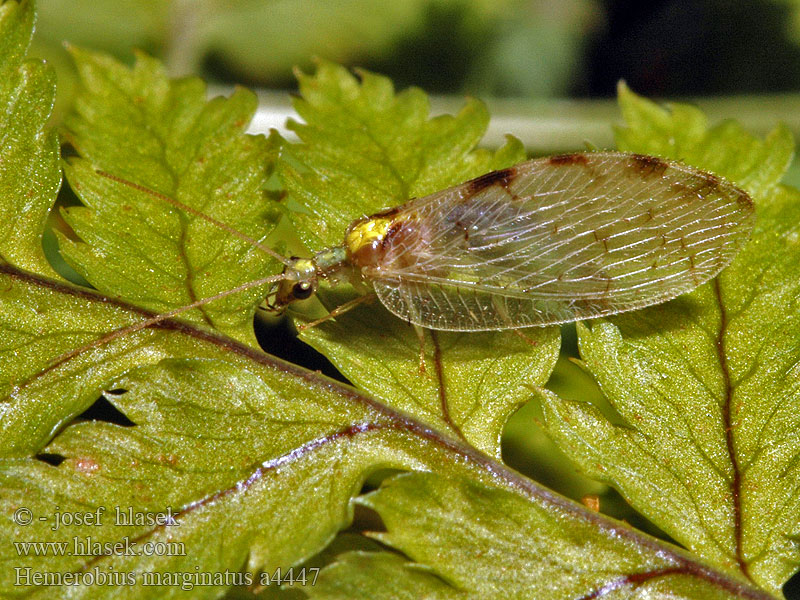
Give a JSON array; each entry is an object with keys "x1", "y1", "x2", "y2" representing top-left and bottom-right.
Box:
[{"x1": 292, "y1": 282, "x2": 314, "y2": 300}]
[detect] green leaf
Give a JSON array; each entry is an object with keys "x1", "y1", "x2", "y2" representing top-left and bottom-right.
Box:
[
  {"x1": 280, "y1": 61, "x2": 558, "y2": 456},
  {"x1": 299, "y1": 288, "x2": 559, "y2": 458},
  {"x1": 57, "y1": 53, "x2": 559, "y2": 458},
  {"x1": 36, "y1": 0, "x2": 168, "y2": 59},
  {"x1": 282, "y1": 60, "x2": 526, "y2": 250},
  {"x1": 0, "y1": 0, "x2": 60, "y2": 276},
  {"x1": 0, "y1": 264, "x2": 274, "y2": 457},
  {"x1": 310, "y1": 551, "x2": 463, "y2": 599},
  {"x1": 542, "y1": 86, "x2": 800, "y2": 594},
  {"x1": 0, "y1": 267, "x2": 778, "y2": 599},
  {"x1": 60, "y1": 47, "x2": 281, "y2": 345},
  {"x1": 0, "y1": 354, "x2": 522, "y2": 599},
  {"x1": 312, "y1": 472, "x2": 767, "y2": 599},
  {"x1": 0, "y1": 31, "x2": 788, "y2": 598},
  {"x1": 614, "y1": 82, "x2": 794, "y2": 200},
  {"x1": 0, "y1": 45, "x2": 281, "y2": 455}
]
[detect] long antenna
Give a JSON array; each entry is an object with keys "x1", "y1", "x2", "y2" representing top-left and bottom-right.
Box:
[
  {"x1": 46, "y1": 272, "x2": 288, "y2": 372},
  {"x1": 95, "y1": 170, "x2": 293, "y2": 267}
]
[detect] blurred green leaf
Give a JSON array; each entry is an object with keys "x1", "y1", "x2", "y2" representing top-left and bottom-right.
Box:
[
  {"x1": 542, "y1": 85, "x2": 799, "y2": 594},
  {"x1": 464, "y1": 0, "x2": 601, "y2": 97},
  {"x1": 0, "y1": 0, "x2": 60, "y2": 277},
  {"x1": 202, "y1": 0, "x2": 437, "y2": 83},
  {"x1": 60, "y1": 47, "x2": 282, "y2": 345},
  {"x1": 37, "y1": 0, "x2": 167, "y2": 58},
  {"x1": 34, "y1": 0, "x2": 599, "y2": 98}
]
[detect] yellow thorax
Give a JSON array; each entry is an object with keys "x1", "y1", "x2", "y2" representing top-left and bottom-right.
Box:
[{"x1": 344, "y1": 215, "x2": 395, "y2": 255}]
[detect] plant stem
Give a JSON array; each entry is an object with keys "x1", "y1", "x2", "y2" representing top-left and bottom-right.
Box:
[{"x1": 236, "y1": 87, "x2": 800, "y2": 155}]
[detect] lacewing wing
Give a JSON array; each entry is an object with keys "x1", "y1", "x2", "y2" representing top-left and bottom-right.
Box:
[
  {"x1": 96, "y1": 150, "x2": 756, "y2": 333},
  {"x1": 335, "y1": 151, "x2": 754, "y2": 331}
]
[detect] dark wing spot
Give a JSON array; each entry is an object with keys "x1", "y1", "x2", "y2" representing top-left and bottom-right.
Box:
[
  {"x1": 735, "y1": 189, "x2": 754, "y2": 210},
  {"x1": 671, "y1": 170, "x2": 728, "y2": 204},
  {"x1": 369, "y1": 205, "x2": 403, "y2": 219},
  {"x1": 549, "y1": 153, "x2": 590, "y2": 166},
  {"x1": 698, "y1": 170, "x2": 721, "y2": 188},
  {"x1": 381, "y1": 219, "x2": 421, "y2": 252},
  {"x1": 628, "y1": 154, "x2": 669, "y2": 177},
  {"x1": 378, "y1": 218, "x2": 425, "y2": 270},
  {"x1": 466, "y1": 167, "x2": 516, "y2": 194},
  {"x1": 454, "y1": 219, "x2": 470, "y2": 241}
]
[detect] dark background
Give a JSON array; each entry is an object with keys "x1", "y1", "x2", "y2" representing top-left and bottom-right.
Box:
[{"x1": 32, "y1": 0, "x2": 800, "y2": 106}]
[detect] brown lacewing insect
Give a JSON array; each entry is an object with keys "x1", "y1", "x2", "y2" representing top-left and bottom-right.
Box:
[{"x1": 95, "y1": 151, "x2": 754, "y2": 340}]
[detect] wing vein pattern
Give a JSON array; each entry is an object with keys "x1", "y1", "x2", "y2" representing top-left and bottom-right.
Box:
[{"x1": 367, "y1": 152, "x2": 754, "y2": 331}]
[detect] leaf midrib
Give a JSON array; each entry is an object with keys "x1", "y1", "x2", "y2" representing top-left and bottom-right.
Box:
[
  {"x1": 714, "y1": 277, "x2": 749, "y2": 581},
  {"x1": 6, "y1": 263, "x2": 776, "y2": 599}
]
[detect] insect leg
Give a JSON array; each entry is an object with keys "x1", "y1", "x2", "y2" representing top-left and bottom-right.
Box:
[
  {"x1": 490, "y1": 294, "x2": 540, "y2": 347},
  {"x1": 414, "y1": 323, "x2": 427, "y2": 374},
  {"x1": 392, "y1": 280, "x2": 428, "y2": 372},
  {"x1": 296, "y1": 293, "x2": 376, "y2": 331},
  {"x1": 512, "y1": 328, "x2": 540, "y2": 348}
]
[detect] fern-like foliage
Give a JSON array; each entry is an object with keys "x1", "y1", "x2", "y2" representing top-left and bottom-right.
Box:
[{"x1": 0, "y1": 3, "x2": 796, "y2": 599}]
